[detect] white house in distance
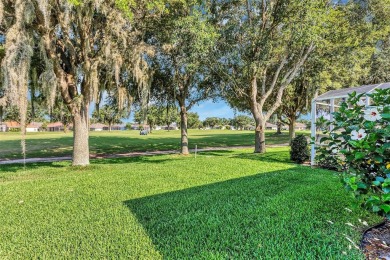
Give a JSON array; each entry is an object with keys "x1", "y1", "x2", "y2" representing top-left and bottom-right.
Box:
[
  {"x1": 0, "y1": 121, "x2": 43, "y2": 132},
  {"x1": 47, "y1": 122, "x2": 65, "y2": 132},
  {"x1": 4, "y1": 121, "x2": 21, "y2": 132},
  {"x1": 111, "y1": 124, "x2": 126, "y2": 131},
  {"x1": 130, "y1": 123, "x2": 153, "y2": 131},
  {"x1": 90, "y1": 123, "x2": 108, "y2": 131},
  {"x1": 0, "y1": 123, "x2": 6, "y2": 132},
  {"x1": 26, "y1": 122, "x2": 43, "y2": 132},
  {"x1": 266, "y1": 122, "x2": 277, "y2": 130},
  {"x1": 161, "y1": 122, "x2": 179, "y2": 130},
  {"x1": 295, "y1": 122, "x2": 307, "y2": 131}
]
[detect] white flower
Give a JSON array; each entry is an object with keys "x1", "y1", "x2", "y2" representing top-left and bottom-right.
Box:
[
  {"x1": 364, "y1": 108, "x2": 382, "y2": 121},
  {"x1": 332, "y1": 148, "x2": 339, "y2": 154},
  {"x1": 351, "y1": 129, "x2": 367, "y2": 140},
  {"x1": 357, "y1": 100, "x2": 365, "y2": 106}
]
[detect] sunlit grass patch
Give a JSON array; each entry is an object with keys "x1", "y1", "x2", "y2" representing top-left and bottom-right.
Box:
[{"x1": 0, "y1": 147, "x2": 380, "y2": 259}]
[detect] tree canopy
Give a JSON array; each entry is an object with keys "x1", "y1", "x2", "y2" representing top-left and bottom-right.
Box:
[
  {"x1": 0, "y1": 0, "x2": 162, "y2": 165},
  {"x1": 1, "y1": 0, "x2": 390, "y2": 165},
  {"x1": 210, "y1": 0, "x2": 332, "y2": 152}
]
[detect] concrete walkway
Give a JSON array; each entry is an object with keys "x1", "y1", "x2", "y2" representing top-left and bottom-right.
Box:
[{"x1": 0, "y1": 144, "x2": 289, "y2": 165}]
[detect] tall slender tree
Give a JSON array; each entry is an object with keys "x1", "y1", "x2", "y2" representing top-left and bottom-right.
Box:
[{"x1": 153, "y1": 5, "x2": 218, "y2": 154}]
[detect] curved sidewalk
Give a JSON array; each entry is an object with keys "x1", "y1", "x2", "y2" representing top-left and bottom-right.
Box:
[{"x1": 0, "y1": 144, "x2": 289, "y2": 165}]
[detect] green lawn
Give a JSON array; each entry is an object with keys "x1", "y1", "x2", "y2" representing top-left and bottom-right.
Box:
[
  {"x1": 0, "y1": 129, "x2": 307, "y2": 160},
  {"x1": 0, "y1": 147, "x2": 380, "y2": 259}
]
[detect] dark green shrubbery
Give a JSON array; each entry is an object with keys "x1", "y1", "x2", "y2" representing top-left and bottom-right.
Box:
[{"x1": 290, "y1": 135, "x2": 309, "y2": 164}]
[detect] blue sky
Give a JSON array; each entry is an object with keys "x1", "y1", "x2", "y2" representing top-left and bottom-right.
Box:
[
  {"x1": 190, "y1": 100, "x2": 311, "y2": 121},
  {"x1": 191, "y1": 100, "x2": 237, "y2": 120},
  {"x1": 125, "y1": 99, "x2": 309, "y2": 122},
  {"x1": 123, "y1": 99, "x2": 311, "y2": 123},
  {"x1": 126, "y1": 99, "x2": 239, "y2": 122}
]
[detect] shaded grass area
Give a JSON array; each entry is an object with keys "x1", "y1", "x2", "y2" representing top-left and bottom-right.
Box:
[
  {"x1": 0, "y1": 147, "x2": 381, "y2": 259},
  {"x1": 0, "y1": 129, "x2": 306, "y2": 160}
]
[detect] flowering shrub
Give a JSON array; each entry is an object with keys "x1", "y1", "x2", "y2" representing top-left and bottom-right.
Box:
[{"x1": 317, "y1": 88, "x2": 390, "y2": 217}]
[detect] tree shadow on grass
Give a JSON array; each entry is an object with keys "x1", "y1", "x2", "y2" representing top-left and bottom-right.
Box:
[
  {"x1": 0, "y1": 161, "x2": 68, "y2": 173},
  {"x1": 0, "y1": 155, "x2": 178, "y2": 172},
  {"x1": 92, "y1": 155, "x2": 176, "y2": 165},
  {"x1": 231, "y1": 150, "x2": 291, "y2": 163},
  {"x1": 196, "y1": 150, "x2": 235, "y2": 157},
  {"x1": 0, "y1": 131, "x2": 296, "y2": 160},
  {"x1": 0, "y1": 136, "x2": 74, "y2": 160},
  {"x1": 0, "y1": 148, "x2": 291, "y2": 174},
  {"x1": 199, "y1": 148, "x2": 292, "y2": 163},
  {"x1": 124, "y1": 168, "x2": 359, "y2": 259}
]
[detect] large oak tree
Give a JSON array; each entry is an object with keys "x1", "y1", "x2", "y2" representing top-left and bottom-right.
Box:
[
  {"x1": 211, "y1": 0, "x2": 332, "y2": 153},
  {"x1": 0, "y1": 0, "x2": 159, "y2": 165}
]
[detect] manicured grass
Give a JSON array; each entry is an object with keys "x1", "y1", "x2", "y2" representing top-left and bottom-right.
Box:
[
  {"x1": 0, "y1": 129, "x2": 308, "y2": 160},
  {"x1": 0, "y1": 147, "x2": 380, "y2": 259}
]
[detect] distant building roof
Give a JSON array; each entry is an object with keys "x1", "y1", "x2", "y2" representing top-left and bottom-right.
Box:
[
  {"x1": 132, "y1": 123, "x2": 150, "y2": 127},
  {"x1": 295, "y1": 122, "x2": 307, "y2": 128},
  {"x1": 47, "y1": 122, "x2": 63, "y2": 128},
  {"x1": 161, "y1": 124, "x2": 176, "y2": 128},
  {"x1": 266, "y1": 122, "x2": 277, "y2": 128},
  {"x1": 27, "y1": 122, "x2": 43, "y2": 128},
  {"x1": 5, "y1": 121, "x2": 20, "y2": 128},
  {"x1": 90, "y1": 123, "x2": 108, "y2": 129},
  {"x1": 315, "y1": 83, "x2": 390, "y2": 101}
]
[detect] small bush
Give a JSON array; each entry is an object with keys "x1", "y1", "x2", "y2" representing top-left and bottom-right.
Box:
[{"x1": 290, "y1": 135, "x2": 309, "y2": 164}]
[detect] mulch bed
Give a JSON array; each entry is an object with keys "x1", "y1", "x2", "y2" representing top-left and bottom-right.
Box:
[{"x1": 362, "y1": 219, "x2": 390, "y2": 259}]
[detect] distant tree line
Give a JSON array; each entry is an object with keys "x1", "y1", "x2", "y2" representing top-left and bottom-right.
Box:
[{"x1": 1, "y1": 0, "x2": 389, "y2": 165}]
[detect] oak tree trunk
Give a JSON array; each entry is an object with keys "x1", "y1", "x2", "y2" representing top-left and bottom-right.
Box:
[
  {"x1": 58, "y1": 71, "x2": 90, "y2": 166},
  {"x1": 166, "y1": 105, "x2": 170, "y2": 132},
  {"x1": 250, "y1": 77, "x2": 266, "y2": 153},
  {"x1": 289, "y1": 117, "x2": 296, "y2": 145},
  {"x1": 72, "y1": 107, "x2": 90, "y2": 166},
  {"x1": 276, "y1": 122, "x2": 282, "y2": 135},
  {"x1": 276, "y1": 113, "x2": 282, "y2": 135},
  {"x1": 254, "y1": 119, "x2": 266, "y2": 153},
  {"x1": 180, "y1": 106, "x2": 189, "y2": 155}
]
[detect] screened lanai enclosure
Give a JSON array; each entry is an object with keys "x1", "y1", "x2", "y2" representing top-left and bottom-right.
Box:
[{"x1": 310, "y1": 82, "x2": 390, "y2": 166}]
